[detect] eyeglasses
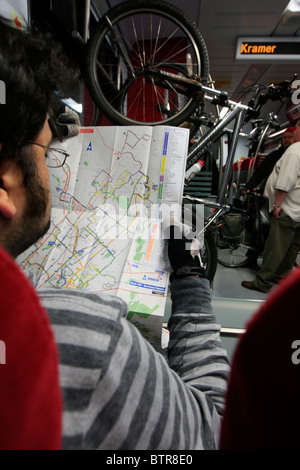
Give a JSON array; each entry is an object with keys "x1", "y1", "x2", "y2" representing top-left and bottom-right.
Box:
[{"x1": 28, "y1": 142, "x2": 70, "y2": 168}]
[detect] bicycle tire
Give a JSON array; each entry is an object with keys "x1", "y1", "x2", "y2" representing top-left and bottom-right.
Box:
[
  {"x1": 217, "y1": 229, "x2": 258, "y2": 268},
  {"x1": 85, "y1": 0, "x2": 210, "y2": 126},
  {"x1": 202, "y1": 226, "x2": 218, "y2": 283}
]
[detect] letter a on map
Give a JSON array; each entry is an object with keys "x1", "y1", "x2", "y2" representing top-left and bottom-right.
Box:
[{"x1": 87, "y1": 142, "x2": 92, "y2": 151}]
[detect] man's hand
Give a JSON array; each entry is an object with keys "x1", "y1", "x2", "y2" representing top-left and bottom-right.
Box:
[
  {"x1": 166, "y1": 224, "x2": 205, "y2": 281},
  {"x1": 273, "y1": 206, "x2": 281, "y2": 218}
]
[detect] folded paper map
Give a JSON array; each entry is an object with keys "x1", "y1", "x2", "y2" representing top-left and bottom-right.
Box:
[{"x1": 18, "y1": 126, "x2": 189, "y2": 337}]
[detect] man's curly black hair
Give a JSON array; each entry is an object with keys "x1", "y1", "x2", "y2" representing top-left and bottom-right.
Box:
[{"x1": 0, "y1": 16, "x2": 78, "y2": 187}]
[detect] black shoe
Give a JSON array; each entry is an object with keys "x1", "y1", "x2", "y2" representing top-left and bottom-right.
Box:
[{"x1": 241, "y1": 280, "x2": 266, "y2": 292}]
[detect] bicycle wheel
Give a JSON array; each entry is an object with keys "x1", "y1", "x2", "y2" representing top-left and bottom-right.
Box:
[
  {"x1": 202, "y1": 227, "x2": 218, "y2": 283},
  {"x1": 217, "y1": 225, "x2": 257, "y2": 268},
  {"x1": 85, "y1": 0, "x2": 209, "y2": 126},
  {"x1": 181, "y1": 205, "x2": 218, "y2": 282}
]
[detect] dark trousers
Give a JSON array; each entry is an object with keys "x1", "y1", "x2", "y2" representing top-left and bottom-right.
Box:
[{"x1": 254, "y1": 210, "x2": 300, "y2": 292}]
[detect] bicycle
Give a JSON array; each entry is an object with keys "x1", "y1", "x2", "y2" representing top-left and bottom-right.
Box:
[
  {"x1": 84, "y1": 0, "x2": 210, "y2": 126},
  {"x1": 31, "y1": 0, "x2": 210, "y2": 126},
  {"x1": 179, "y1": 78, "x2": 294, "y2": 281},
  {"x1": 83, "y1": 0, "x2": 295, "y2": 281},
  {"x1": 30, "y1": 0, "x2": 296, "y2": 282},
  {"x1": 216, "y1": 190, "x2": 271, "y2": 268}
]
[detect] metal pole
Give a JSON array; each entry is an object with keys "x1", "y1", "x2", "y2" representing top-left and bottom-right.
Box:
[
  {"x1": 217, "y1": 109, "x2": 246, "y2": 205},
  {"x1": 186, "y1": 105, "x2": 242, "y2": 168}
]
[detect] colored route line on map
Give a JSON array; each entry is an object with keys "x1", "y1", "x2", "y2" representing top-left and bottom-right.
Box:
[
  {"x1": 21, "y1": 127, "x2": 162, "y2": 291},
  {"x1": 145, "y1": 223, "x2": 158, "y2": 262}
]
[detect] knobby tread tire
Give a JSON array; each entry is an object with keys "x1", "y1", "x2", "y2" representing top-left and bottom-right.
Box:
[{"x1": 85, "y1": 0, "x2": 210, "y2": 126}]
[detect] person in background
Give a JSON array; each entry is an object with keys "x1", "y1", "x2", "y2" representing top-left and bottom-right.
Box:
[
  {"x1": 242, "y1": 127, "x2": 295, "y2": 194},
  {"x1": 238, "y1": 127, "x2": 295, "y2": 270},
  {"x1": 0, "y1": 17, "x2": 229, "y2": 450},
  {"x1": 242, "y1": 120, "x2": 300, "y2": 293}
]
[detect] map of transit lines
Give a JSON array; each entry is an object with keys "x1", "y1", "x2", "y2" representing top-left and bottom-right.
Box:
[{"x1": 18, "y1": 126, "x2": 189, "y2": 334}]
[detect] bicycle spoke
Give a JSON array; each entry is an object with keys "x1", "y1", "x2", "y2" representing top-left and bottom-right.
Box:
[
  {"x1": 152, "y1": 82, "x2": 167, "y2": 121},
  {"x1": 123, "y1": 83, "x2": 144, "y2": 113},
  {"x1": 95, "y1": 58, "x2": 120, "y2": 92},
  {"x1": 105, "y1": 17, "x2": 135, "y2": 76},
  {"x1": 86, "y1": 0, "x2": 209, "y2": 125},
  {"x1": 156, "y1": 43, "x2": 198, "y2": 70},
  {"x1": 152, "y1": 17, "x2": 162, "y2": 63},
  {"x1": 151, "y1": 26, "x2": 180, "y2": 63},
  {"x1": 130, "y1": 17, "x2": 145, "y2": 68},
  {"x1": 142, "y1": 75, "x2": 146, "y2": 122},
  {"x1": 218, "y1": 241, "x2": 250, "y2": 267}
]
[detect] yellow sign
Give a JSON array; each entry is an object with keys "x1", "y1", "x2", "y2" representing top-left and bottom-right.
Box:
[
  {"x1": 240, "y1": 43, "x2": 277, "y2": 54},
  {"x1": 236, "y1": 37, "x2": 300, "y2": 61}
]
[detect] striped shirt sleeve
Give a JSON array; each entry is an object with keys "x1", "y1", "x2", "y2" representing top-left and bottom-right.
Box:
[{"x1": 38, "y1": 277, "x2": 229, "y2": 450}]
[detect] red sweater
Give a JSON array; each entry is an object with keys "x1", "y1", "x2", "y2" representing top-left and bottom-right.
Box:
[
  {"x1": 220, "y1": 266, "x2": 300, "y2": 449},
  {"x1": 0, "y1": 247, "x2": 62, "y2": 449}
]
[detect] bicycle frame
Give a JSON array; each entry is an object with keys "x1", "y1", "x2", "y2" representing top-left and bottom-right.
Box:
[
  {"x1": 146, "y1": 67, "x2": 250, "y2": 205},
  {"x1": 180, "y1": 85, "x2": 252, "y2": 241},
  {"x1": 186, "y1": 89, "x2": 249, "y2": 205}
]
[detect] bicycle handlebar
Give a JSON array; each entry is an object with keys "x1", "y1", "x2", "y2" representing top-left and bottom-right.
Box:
[
  {"x1": 245, "y1": 74, "x2": 297, "y2": 121},
  {"x1": 145, "y1": 65, "x2": 296, "y2": 123},
  {"x1": 229, "y1": 205, "x2": 248, "y2": 215}
]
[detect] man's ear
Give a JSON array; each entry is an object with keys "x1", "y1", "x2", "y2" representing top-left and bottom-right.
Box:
[
  {"x1": 0, "y1": 158, "x2": 17, "y2": 218},
  {"x1": 0, "y1": 185, "x2": 17, "y2": 218}
]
